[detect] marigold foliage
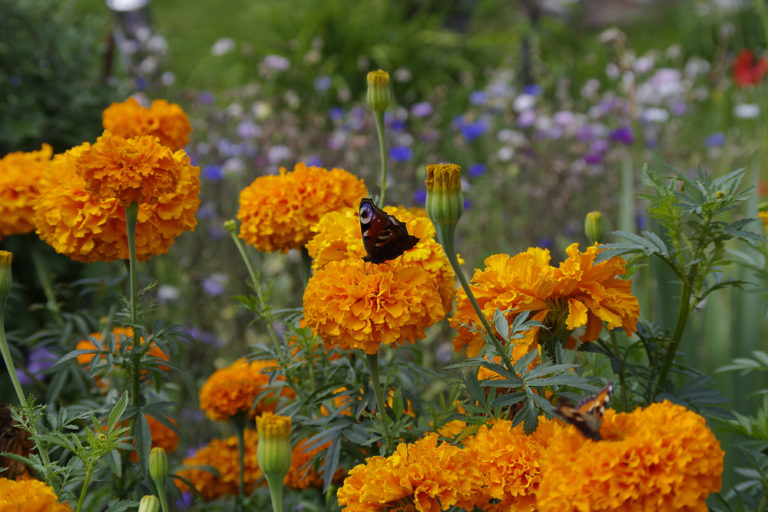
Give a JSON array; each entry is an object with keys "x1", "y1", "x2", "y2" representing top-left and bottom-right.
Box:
[
  {"x1": 75, "y1": 327, "x2": 168, "y2": 370},
  {"x1": 303, "y1": 257, "x2": 446, "y2": 354},
  {"x1": 537, "y1": 401, "x2": 723, "y2": 511},
  {"x1": 451, "y1": 243, "x2": 639, "y2": 357},
  {"x1": 237, "y1": 163, "x2": 367, "y2": 252},
  {"x1": 0, "y1": 145, "x2": 53, "y2": 240},
  {"x1": 306, "y1": 205, "x2": 457, "y2": 312},
  {"x1": 0, "y1": 478, "x2": 71, "y2": 511},
  {"x1": 75, "y1": 131, "x2": 184, "y2": 206},
  {"x1": 462, "y1": 417, "x2": 562, "y2": 512},
  {"x1": 286, "y1": 437, "x2": 347, "y2": 489},
  {"x1": 178, "y1": 429, "x2": 263, "y2": 501},
  {"x1": 337, "y1": 433, "x2": 483, "y2": 512},
  {"x1": 102, "y1": 97, "x2": 191, "y2": 151},
  {"x1": 198, "y1": 358, "x2": 294, "y2": 421},
  {"x1": 35, "y1": 142, "x2": 199, "y2": 262}
]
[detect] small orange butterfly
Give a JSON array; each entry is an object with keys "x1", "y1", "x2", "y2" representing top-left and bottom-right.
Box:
[{"x1": 555, "y1": 381, "x2": 613, "y2": 440}]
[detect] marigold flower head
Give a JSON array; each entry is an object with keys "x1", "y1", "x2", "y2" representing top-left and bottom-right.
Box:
[
  {"x1": 366, "y1": 69, "x2": 391, "y2": 111},
  {"x1": 303, "y1": 257, "x2": 447, "y2": 354},
  {"x1": 337, "y1": 433, "x2": 483, "y2": 512},
  {"x1": 584, "y1": 210, "x2": 606, "y2": 243},
  {"x1": 178, "y1": 429, "x2": 263, "y2": 501},
  {"x1": 0, "y1": 144, "x2": 53, "y2": 240},
  {"x1": 35, "y1": 142, "x2": 199, "y2": 262},
  {"x1": 425, "y1": 163, "x2": 463, "y2": 245},
  {"x1": 238, "y1": 163, "x2": 367, "y2": 252},
  {"x1": 75, "y1": 131, "x2": 184, "y2": 206},
  {"x1": 198, "y1": 358, "x2": 294, "y2": 421},
  {"x1": 462, "y1": 417, "x2": 563, "y2": 512},
  {"x1": 537, "y1": 401, "x2": 723, "y2": 511},
  {"x1": 306, "y1": 205, "x2": 457, "y2": 313},
  {"x1": 0, "y1": 478, "x2": 71, "y2": 511},
  {"x1": 451, "y1": 243, "x2": 639, "y2": 357},
  {"x1": 102, "y1": 97, "x2": 192, "y2": 151}
]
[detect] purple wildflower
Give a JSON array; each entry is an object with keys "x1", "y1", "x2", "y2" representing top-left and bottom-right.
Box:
[
  {"x1": 413, "y1": 188, "x2": 427, "y2": 204},
  {"x1": 411, "y1": 102, "x2": 433, "y2": 118},
  {"x1": 202, "y1": 165, "x2": 224, "y2": 181},
  {"x1": 469, "y1": 90, "x2": 488, "y2": 105},
  {"x1": 202, "y1": 273, "x2": 228, "y2": 297},
  {"x1": 314, "y1": 76, "x2": 332, "y2": 92},
  {"x1": 459, "y1": 119, "x2": 488, "y2": 141},
  {"x1": 705, "y1": 132, "x2": 726, "y2": 148},
  {"x1": 329, "y1": 107, "x2": 344, "y2": 122},
  {"x1": 197, "y1": 91, "x2": 215, "y2": 105},
  {"x1": 468, "y1": 163, "x2": 486, "y2": 177},
  {"x1": 389, "y1": 146, "x2": 412, "y2": 162},
  {"x1": 609, "y1": 126, "x2": 634, "y2": 145},
  {"x1": 16, "y1": 346, "x2": 57, "y2": 385},
  {"x1": 523, "y1": 84, "x2": 543, "y2": 96}
]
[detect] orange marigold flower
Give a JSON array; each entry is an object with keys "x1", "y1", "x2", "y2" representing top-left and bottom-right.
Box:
[
  {"x1": 126, "y1": 415, "x2": 179, "y2": 463},
  {"x1": 462, "y1": 417, "x2": 563, "y2": 512},
  {"x1": 537, "y1": 401, "x2": 724, "y2": 511},
  {"x1": 337, "y1": 433, "x2": 483, "y2": 512},
  {"x1": 306, "y1": 205, "x2": 457, "y2": 313},
  {"x1": 102, "y1": 97, "x2": 192, "y2": 151},
  {"x1": 198, "y1": 358, "x2": 294, "y2": 421},
  {"x1": 451, "y1": 243, "x2": 639, "y2": 357},
  {"x1": 35, "y1": 142, "x2": 199, "y2": 262},
  {"x1": 303, "y1": 258, "x2": 446, "y2": 354},
  {"x1": 75, "y1": 131, "x2": 185, "y2": 206},
  {"x1": 237, "y1": 163, "x2": 367, "y2": 252},
  {"x1": 0, "y1": 478, "x2": 71, "y2": 511},
  {"x1": 0, "y1": 144, "x2": 53, "y2": 240},
  {"x1": 286, "y1": 437, "x2": 347, "y2": 489},
  {"x1": 178, "y1": 429, "x2": 263, "y2": 501}
]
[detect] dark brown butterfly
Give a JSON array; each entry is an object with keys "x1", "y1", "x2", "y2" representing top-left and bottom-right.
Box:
[
  {"x1": 359, "y1": 198, "x2": 419, "y2": 264},
  {"x1": 555, "y1": 381, "x2": 613, "y2": 441}
]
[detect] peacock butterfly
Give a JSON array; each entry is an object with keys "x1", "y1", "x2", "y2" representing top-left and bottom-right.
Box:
[
  {"x1": 555, "y1": 381, "x2": 612, "y2": 441},
  {"x1": 359, "y1": 198, "x2": 419, "y2": 264}
]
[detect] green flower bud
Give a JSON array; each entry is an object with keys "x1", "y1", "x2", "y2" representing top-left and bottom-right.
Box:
[
  {"x1": 584, "y1": 211, "x2": 607, "y2": 244},
  {"x1": 366, "y1": 70, "x2": 391, "y2": 112},
  {"x1": 149, "y1": 447, "x2": 168, "y2": 489},
  {"x1": 0, "y1": 251, "x2": 11, "y2": 312},
  {"x1": 425, "y1": 164, "x2": 463, "y2": 246},
  {"x1": 138, "y1": 495, "x2": 160, "y2": 512},
  {"x1": 257, "y1": 412, "x2": 292, "y2": 479},
  {"x1": 223, "y1": 219, "x2": 237, "y2": 233}
]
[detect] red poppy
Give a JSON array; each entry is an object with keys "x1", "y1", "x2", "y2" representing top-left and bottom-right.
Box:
[{"x1": 733, "y1": 49, "x2": 768, "y2": 87}]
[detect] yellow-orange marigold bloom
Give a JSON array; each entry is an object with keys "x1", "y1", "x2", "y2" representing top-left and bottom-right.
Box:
[
  {"x1": 237, "y1": 163, "x2": 367, "y2": 252},
  {"x1": 75, "y1": 131, "x2": 184, "y2": 206},
  {"x1": 462, "y1": 417, "x2": 563, "y2": 512},
  {"x1": 303, "y1": 258, "x2": 446, "y2": 354},
  {"x1": 759, "y1": 210, "x2": 768, "y2": 230},
  {"x1": 451, "y1": 243, "x2": 639, "y2": 357},
  {"x1": 178, "y1": 429, "x2": 263, "y2": 501},
  {"x1": 338, "y1": 433, "x2": 483, "y2": 512},
  {"x1": 306, "y1": 205, "x2": 457, "y2": 313},
  {"x1": 537, "y1": 401, "x2": 723, "y2": 511},
  {"x1": 0, "y1": 478, "x2": 71, "y2": 511},
  {"x1": 145, "y1": 415, "x2": 179, "y2": 454},
  {"x1": 102, "y1": 97, "x2": 192, "y2": 151},
  {"x1": 0, "y1": 145, "x2": 53, "y2": 240},
  {"x1": 198, "y1": 358, "x2": 294, "y2": 421},
  {"x1": 35, "y1": 142, "x2": 199, "y2": 262}
]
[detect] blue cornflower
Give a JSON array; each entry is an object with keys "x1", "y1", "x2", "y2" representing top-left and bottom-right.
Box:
[
  {"x1": 389, "y1": 146, "x2": 413, "y2": 162},
  {"x1": 468, "y1": 163, "x2": 486, "y2": 177},
  {"x1": 202, "y1": 164, "x2": 224, "y2": 181}
]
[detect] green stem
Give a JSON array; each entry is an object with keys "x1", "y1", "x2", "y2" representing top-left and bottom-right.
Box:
[
  {"x1": 654, "y1": 279, "x2": 692, "y2": 397},
  {"x1": 155, "y1": 481, "x2": 169, "y2": 512},
  {"x1": 228, "y1": 228, "x2": 258, "y2": 288},
  {"x1": 373, "y1": 110, "x2": 388, "y2": 204},
  {"x1": 0, "y1": 310, "x2": 27, "y2": 409},
  {"x1": 30, "y1": 242, "x2": 63, "y2": 327},
  {"x1": 265, "y1": 474, "x2": 285, "y2": 512},
  {"x1": 75, "y1": 465, "x2": 94, "y2": 512},
  {"x1": 125, "y1": 204, "x2": 139, "y2": 330},
  {"x1": 609, "y1": 330, "x2": 629, "y2": 411},
  {"x1": 366, "y1": 352, "x2": 394, "y2": 453},
  {"x1": 233, "y1": 413, "x2": 247, "y2": 504},
  {"x1": 324, "y1": 484, "x2": 336, "y2": 512}
]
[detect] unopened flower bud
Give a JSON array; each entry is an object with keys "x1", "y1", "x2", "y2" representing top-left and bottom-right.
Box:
[
  {"x1": 425, "y1": 164, "x2": 463, "y2": 246},
  {"x1": 585, "y1": 211, "x2": 606, "y2": 243},
  {"x1": 0, "y1": 251, "x2": 12, "y2": 311},
  {"x1": 223, "y1": 219, "x2": 237, "y2": 233},
  {"x1": 256, "y1": 412, "x2": 292, "y2": 479},
  {"x1": 149, "y1": 447, "x2": 168, "y2": 489},
  {"x1": 138, "y1": 495, "x2": 160, "y2": 512},
  {"x1": 366, "y1": 70, "x2": 391, "y2": 112}
]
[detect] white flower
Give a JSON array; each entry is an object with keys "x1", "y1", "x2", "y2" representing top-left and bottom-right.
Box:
[
  {"x1": 211, "y1": 37, "x2": 236, "y2": 56},
  {"x1": 734, "y1": 103, "x2": 760, "y2": 119},
  {"x1": 513, "y1": 94, "x2": 536, "y2": 112},
  {"x1": 642, "y1": 108, "x2": 669, "y2": 123}
]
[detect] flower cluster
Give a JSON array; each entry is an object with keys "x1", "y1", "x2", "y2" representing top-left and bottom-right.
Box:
[
  {"x1": 303, "y1": 258, "x2": 446, "y2": 354},
  {"x1": 75, "y1": 131, "x2": 185, "y2": 206},
  {"x1": 198, "y1": 358, "x2": 294, "y2": 421},
  {"x1": 102, "y1": 97, "x2": 192, "y2": 151},
  {"x1": 0, "y1": 145, "x2": 53, "y2": 240},
  {"x1": 237, "y1": 162, "x2": 366, "y2": 252},
  {"x1": 537, "y1": 401, "x2": 723, "y2": 511},
  {"x1": 35, "y1": 141, "x2": 199, "y2": 262},
  {"x1": 451, "y1": 243, "x2": 639, "y2": 356},
  {"x1": 0, "y1": 478, "x2": 71, "y2": 511},
  {"x1": 337, "y1": 433, "x2": 483, "y2": 512},
  {"x1": 178, "y1": 429, "x2": 263, "y2": 501}
]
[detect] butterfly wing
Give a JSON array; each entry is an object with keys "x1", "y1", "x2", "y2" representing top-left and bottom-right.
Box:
[
  {"x1": 555, "y1": 381, "x2": 613, "y2": 441},
  {"x1": 359, "y1": 198, "x2": 419, "y2": 264}
]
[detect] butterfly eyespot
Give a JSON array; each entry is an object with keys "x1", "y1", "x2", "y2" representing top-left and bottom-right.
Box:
[{"x1": 359, "y1": 204, "x2": 373, "y2": 223}]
